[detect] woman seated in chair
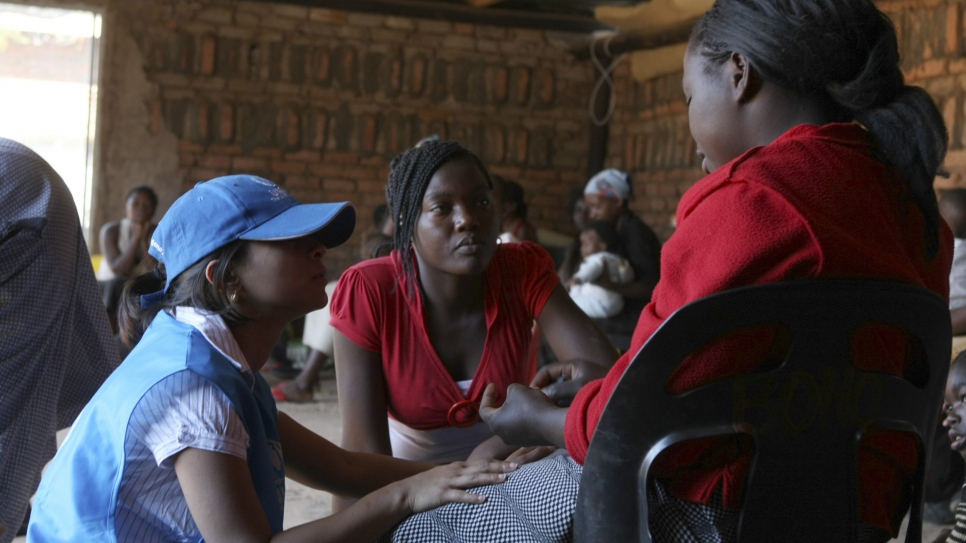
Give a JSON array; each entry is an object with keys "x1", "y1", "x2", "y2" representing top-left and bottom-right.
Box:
[
  {"x1": 328, "y1": 141, "x2": 617, "y2": 486},
  {"x1": 384, "y1": 1, "x2": 953, "y2": 542}
]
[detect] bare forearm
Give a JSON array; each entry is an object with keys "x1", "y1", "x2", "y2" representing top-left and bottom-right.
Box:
[
  {"x1": 280, "y1": 413, "x2": 428, "y2": 497},
  {"x1": 535, "y1": 406, "x2": 568, "y2": 449}
]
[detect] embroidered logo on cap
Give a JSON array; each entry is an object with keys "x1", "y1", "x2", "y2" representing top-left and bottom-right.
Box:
[{"x1": 249, "y1": 176, "x2": 288, "y2": 202}]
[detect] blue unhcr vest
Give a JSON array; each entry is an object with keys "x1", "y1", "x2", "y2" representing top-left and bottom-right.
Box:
[{"x1": 28, "y1": 311, "x2": 285, "y2": 541}]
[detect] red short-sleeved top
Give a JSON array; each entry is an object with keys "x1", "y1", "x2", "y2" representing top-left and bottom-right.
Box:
[
  {"x1": 330, "y1": 241, "x2": 559, "y2": 430},
  {"x1": 565, "y1": 123, "x2": 953, "y2": 534}
]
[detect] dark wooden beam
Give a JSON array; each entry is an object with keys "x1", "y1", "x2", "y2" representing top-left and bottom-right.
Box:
[
  {"x1": 258, "y1": 0, "x2": 613, "y2": 32},
  {"x1": 572, "y1": 17, "x2": 699, "y2": 60}
]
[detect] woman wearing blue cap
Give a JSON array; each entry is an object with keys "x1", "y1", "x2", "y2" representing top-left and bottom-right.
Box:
[{"x1": 27, "y1": 175, "x2": 517, "y2": 542}]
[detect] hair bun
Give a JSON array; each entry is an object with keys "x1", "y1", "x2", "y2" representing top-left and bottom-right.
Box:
[{"x1": 825, "y1": 18, "x2": 904, "y2": 113}]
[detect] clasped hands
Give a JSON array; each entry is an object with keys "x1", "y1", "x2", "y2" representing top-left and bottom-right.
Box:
[{"x1": 478, "y1": 359, "x2": 610, "y2": 449}]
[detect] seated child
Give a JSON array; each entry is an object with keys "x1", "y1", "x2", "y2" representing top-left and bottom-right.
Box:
[
  {"x1": 940, "y1": 352, "x2": 966, "y2": 541},
  {"x1": 565, "y1": 220, "x2": 634, "y2": 319}
]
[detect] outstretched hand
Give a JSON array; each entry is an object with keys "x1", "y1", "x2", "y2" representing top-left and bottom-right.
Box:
[
  {"x1": 399, "y1": 459, "x2": 518, "y2": 514},
  {"x1": 530, "y1": 359, "x2": 610, "y2": 406},
  {"x1": 479, "y1": 383, "x2": 565, "y2": 448}
]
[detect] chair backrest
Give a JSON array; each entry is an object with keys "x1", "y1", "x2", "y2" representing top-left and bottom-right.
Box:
[{"x1": 574, "y1": 280, "x2": 951, "y2": 543}]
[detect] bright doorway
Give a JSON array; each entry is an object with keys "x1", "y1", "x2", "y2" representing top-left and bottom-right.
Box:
[{"x1": 0, "y1": 3, "x2": 102, "y2": 238}]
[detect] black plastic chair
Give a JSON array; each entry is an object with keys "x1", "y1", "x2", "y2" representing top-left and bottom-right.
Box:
[{"x1": 574, "y1": 280, "x2": 951, "y2": 543}]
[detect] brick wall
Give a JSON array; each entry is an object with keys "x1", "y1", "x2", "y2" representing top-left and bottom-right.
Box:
[
  {"x1": 92, "y1": 0, "x2": 596, "y2": 274},
  {"x1": 605, "y1": 0, "x2": 966, "y2": 243}
]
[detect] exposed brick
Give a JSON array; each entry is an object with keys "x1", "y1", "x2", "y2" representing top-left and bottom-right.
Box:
[
  {"x1": 197, "y1": 6, "x2": 233, "y2": 25},
  {"x1": 389, "y1": 56, "x2": 403, "y2": 95},
  {"x1": 314, "y1": 48, "x2": 332, "y2": 85},
  {"x1": 512, "y1": 128, "x2": 529, "y2": 164},
  {"x1": 431, "y1": 59, "x2": 449, "y2": 101},
  {"x1": 272, "y1": 159, "x2": 307, "y2": 174},
  {"x1": 271, "y1": 5, "x2": 309, "y2": 19},
  {"x1": 335, "y1": 45, "x2": 358, "y2": 89},
  {"x1": 290, "y1": 45, "x2": 309, "y2": 84},
  {"x1": 417, "y1": 20, "x2": 452, "y2": 34},
  {"x1": 385, "y1": 16, "x2": 415, "y2": 30},
  {"x1": 232, "y1": 156, "x2": 269, "y2": 170},
  {"x1": 323, "y1": 151, "x2": 361, "y2": 164},
  {"x1": 199, "y1": 35, "x2": 217, "y2": 76},
  {"x1": 536, "y1": 69, "x2": 555, "y2": 105},
  {"x1": 490, "y1": 66, "x2": 509, "y2": 103},
  {"x1": 149, "y1": 99, "x2": 163, "y2": 134},
  {"x1": 307, "y1": 111, "x2": 329, "y2": 150},
  {"x1": 199, "y1": 154, "x2": 231, "y2": 169},
  {"x1": 948, "y1": 4, "x2": 961, "y2": 55},
  {"x1": 309, "y1": 163, "x2": 345, "y2": 177},
  {"x1": 279, "y1": 107, "x2": 302, "y2": 149},
  {"x1": 361, "y1": 115, "x2": 379, "y2": 153},
  {"x1": 105, "y1": 2, "x2": 602, "y2": 246},
  {"x1": 209, "y1": 143, "x2": 242, "y2": 156},
  {"x1": 285, "y1": 174, "x2": 320, "y2": 190},
  {"x1": 324, "y1": 179, "x2": 358, "y2": 192},
  {"x1": 309, "y1": 8, "x2": 346, "y2": 24},
  {"x1": 215, "y1": 38, "x2": 243, "y2": 78},
  {"x1": 217, "y1": 103, "x2": 234, "y2": 142},
  {"x1": 409, "y1": 54, "x2": 427, "y2": 96},
  {"x1": 443, "y1": 35, "x2": 475, "y2": 50},
  {"x1": 286, "y1": 150, "x2": 322, "y2": 162},
  {"x1": 268, "y1": 42, "x2": 284, "y2": 82},
  {"x1": 347, "y1": 12, "x2": 385, "y2": 27},
  {"x1": 363, "y1": 52, "x2": 385, "y2": 94},
  {"x1": 512, "y1": 66, "x2": 531, "y2": 105},
  {"x1": 190, "y1": 167, "x2": 226, "y2": 182}
]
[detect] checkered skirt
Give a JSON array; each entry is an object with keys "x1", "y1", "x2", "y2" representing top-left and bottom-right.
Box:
[{"x1": 382, "y1": 453, "x2": 582, "y2": 543}]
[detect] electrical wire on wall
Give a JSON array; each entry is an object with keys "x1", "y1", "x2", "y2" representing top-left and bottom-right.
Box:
[{"x1": 588, "y1": 31, "x2": 628, "y2": 127}]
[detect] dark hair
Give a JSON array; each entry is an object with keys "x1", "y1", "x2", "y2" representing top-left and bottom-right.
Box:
[
  {"x1": 582, "y1": 220, "x2": 621, "y2": 253},
  {"x1": 691, "y1": 0, "x2": 948, "y2": 258},
  {"x1": 127, "y1": 185, "x2": 159, "y2": 210},
  {"x1": 385, "y1": 140, "x2": 492, "y2": 294},
  {"x1": 118, "y1": 240, "x2": 250, "y2": 346},
  {"x1": 494, "y1": 176, "x2": 528, "y2": 220},
  {"x1": 372, "y1": 203, "x2": 389, "y2": 229}
]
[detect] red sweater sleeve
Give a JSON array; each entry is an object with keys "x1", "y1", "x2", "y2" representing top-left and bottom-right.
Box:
[{"x1": 565, "y1": 179, "x2": 823, "y2": 463}]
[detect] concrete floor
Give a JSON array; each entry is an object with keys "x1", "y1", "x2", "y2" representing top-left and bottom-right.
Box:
[{"x1": 13, "y1": 369, "x2": 955, "y2": 541}]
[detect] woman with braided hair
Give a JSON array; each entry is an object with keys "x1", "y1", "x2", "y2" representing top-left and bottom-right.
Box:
[{"x1": 327, "y1": 141, "x2": 618, "y2": 523}]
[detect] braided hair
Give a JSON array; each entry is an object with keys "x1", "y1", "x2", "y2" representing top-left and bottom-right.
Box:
[
  {"x1": 691, "y1": 0, "x2": 948, "y2": 259},
  {"x1": 385, "y1": 140, "x2": 493, "y2": 295}
]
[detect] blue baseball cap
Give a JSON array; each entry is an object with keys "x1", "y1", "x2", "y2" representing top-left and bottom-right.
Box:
[{"x1": 148, "y1": 175, "x2": 355, "y2": 291}]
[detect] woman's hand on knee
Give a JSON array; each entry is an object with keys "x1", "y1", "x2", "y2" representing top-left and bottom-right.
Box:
[{"x1": 395, "y1": 460, "x2": 518, "y2": 514}]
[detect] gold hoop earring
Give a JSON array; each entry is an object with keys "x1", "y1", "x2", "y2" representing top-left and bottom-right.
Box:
[{"x1": 229, "y1": 291, "x2": 237, "y2": 305}]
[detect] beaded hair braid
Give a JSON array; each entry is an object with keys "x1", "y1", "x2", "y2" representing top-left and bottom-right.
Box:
[{"x1": 385, "y1": 139, "x2": 493, "y2": 295}]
